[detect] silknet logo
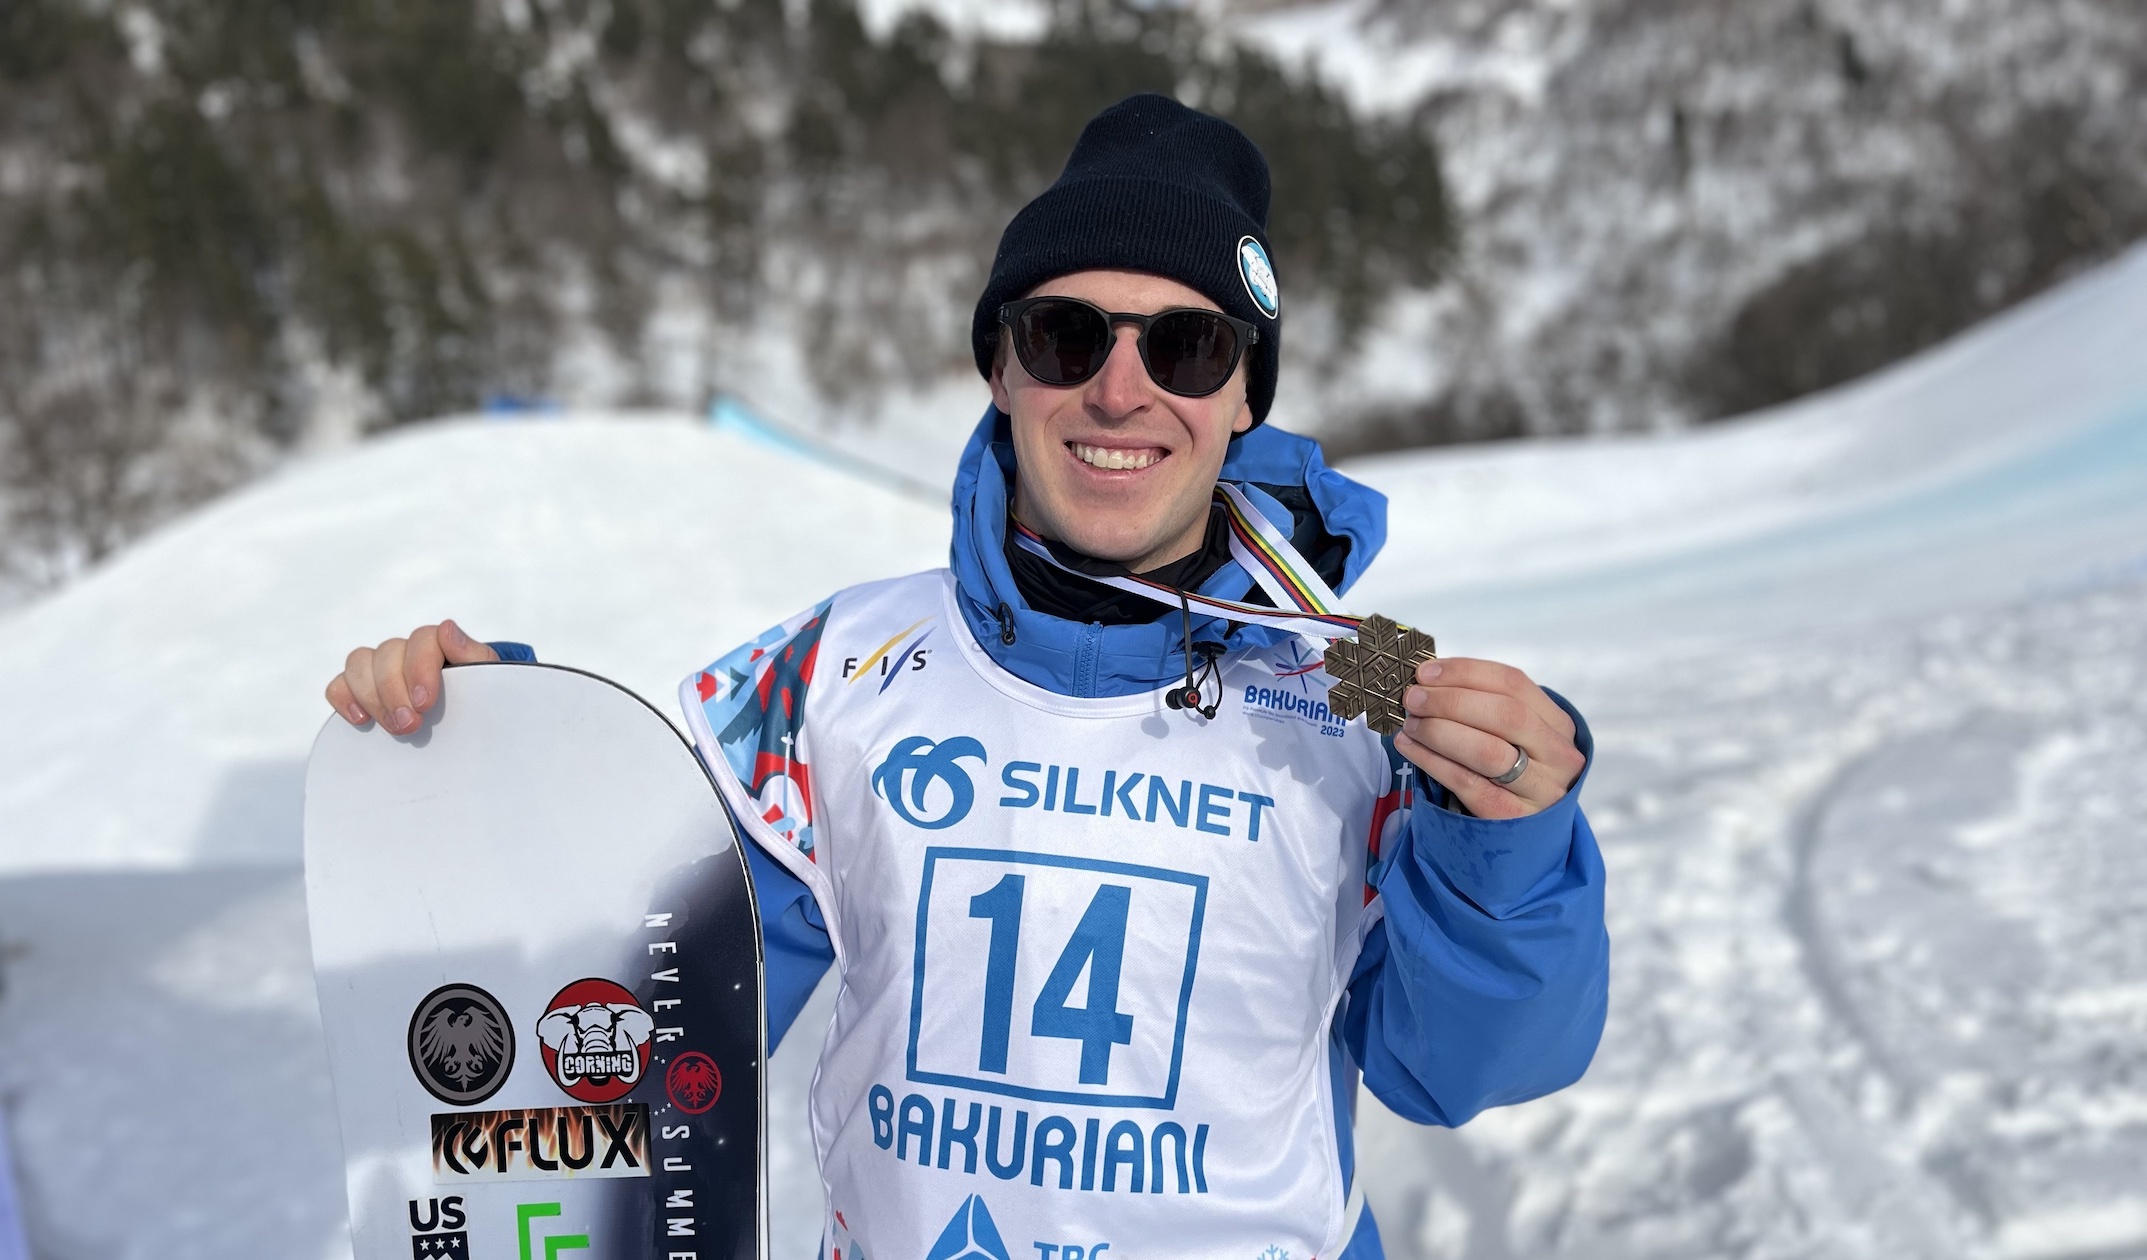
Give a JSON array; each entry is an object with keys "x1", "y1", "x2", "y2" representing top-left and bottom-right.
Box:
[{"x1": 873, "y1": 736, "x2": 987, "y2": 830}]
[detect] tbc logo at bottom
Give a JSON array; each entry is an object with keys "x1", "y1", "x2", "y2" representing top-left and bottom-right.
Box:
[{"x1": 925, "y1": 1194, "x2": 1109, "y2": 1260}]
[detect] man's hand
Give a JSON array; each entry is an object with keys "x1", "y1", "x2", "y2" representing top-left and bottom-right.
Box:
[
  {"x1": 1396, "y1": 658, "x2": 1585, "y2": 820},
  {"x1": 325, "y1": 619, "x2": 498, "y2": 734}
]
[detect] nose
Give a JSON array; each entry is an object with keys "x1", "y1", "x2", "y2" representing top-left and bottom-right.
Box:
[{"x1": 1084, "y1": 325, "x2": 1151, "y2": 418}]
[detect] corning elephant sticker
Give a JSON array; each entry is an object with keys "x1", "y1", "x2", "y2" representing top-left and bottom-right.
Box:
[{"x1": 537, "y1": 1002, "x2": 656, "y2": 1085}]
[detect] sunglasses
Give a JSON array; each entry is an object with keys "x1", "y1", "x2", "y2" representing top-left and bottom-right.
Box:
[{"x1": 999, "y1": 297, "x2": 1260, "y2": 398}]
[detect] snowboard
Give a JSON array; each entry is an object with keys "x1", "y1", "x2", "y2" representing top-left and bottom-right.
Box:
[{"x1": 303, "y1": 662, "x2": 765, "y2": 1260}]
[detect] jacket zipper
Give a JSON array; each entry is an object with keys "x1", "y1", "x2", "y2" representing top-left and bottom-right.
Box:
[{"x1": 1074, "y1": 621, "x2": 1103, "y2": 697}]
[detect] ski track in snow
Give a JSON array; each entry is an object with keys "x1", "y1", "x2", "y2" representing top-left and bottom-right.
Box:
[
  {"x1": 1, "y1": 249, "x2": 2146, "y2": 1257},
  {"x1": 1352, "y1": 584, "x2": 2147, "y2": 1260}
]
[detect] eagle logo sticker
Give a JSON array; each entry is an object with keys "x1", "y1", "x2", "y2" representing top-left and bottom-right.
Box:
[
  {"x1": 408, "y1": 983, "x2": 515, "y2": 1106},
  {"x1": 1237, "y1": 235, "x2": 1280, "y2": 319},
  {"x1": 536, "y1": 978, "x2": 656, "y2": 1104},
  {"x1": 664, "y1": 1050, "x2": 723, "y2": 1115}
]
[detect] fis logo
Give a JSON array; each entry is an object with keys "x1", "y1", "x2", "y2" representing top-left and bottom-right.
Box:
[
  {"x1": 845, "y1": 618, "x2": 935, "y2": 693},
  {"x1": 924, "y1": 1194, "x2": 1011, "y2": 1260},
  {"x1": 873, "y1": 736, "x2": 987, "y2": 829}
]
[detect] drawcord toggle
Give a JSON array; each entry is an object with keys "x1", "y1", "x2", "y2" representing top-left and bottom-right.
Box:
[{"x1": 1163, "y1": 585, "x2": 1224, "y2": 719}]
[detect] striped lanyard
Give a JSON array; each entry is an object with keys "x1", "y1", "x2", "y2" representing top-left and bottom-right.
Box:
[
  {"x1": 1008, "y1": 484, "x2": 1365, "y2": 639},
  {"x1": 1008, "y1": 484, "x2": 1436, "y2": 736}
]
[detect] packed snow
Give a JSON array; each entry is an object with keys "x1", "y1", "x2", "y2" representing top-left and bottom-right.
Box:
[{"x1": 1, "y1": 244, "x2": 2144, "y2": 1258}]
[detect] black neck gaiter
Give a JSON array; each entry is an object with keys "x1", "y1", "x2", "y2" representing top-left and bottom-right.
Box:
[{"x1": 1004, "y1": 504, "x2": 1248, "y2": 626}]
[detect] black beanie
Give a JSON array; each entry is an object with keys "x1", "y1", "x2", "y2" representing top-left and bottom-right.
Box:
[{"x1": 971, "y1": 93, "x2": 1283, "y2": 425}]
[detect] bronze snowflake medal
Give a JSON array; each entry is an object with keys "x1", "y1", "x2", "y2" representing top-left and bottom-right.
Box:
[{"x1": 1322, "y1": 614, "x2": 1438, "y2": 737}]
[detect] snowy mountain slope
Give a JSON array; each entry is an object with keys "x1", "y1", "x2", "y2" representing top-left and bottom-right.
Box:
[
  {"x1": 1350, "y1": 240, "x2": 2147, "y2": 645},
  {"x1": 0, "y1": 412, "x2": 949, "y2": 876},
  {"x1": 0, "y1": 249, "x2": 2144, "y2": 1257}
]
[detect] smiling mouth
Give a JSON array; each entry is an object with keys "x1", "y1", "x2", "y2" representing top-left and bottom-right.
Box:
[{"x1": 1069, "y1": 441, "x2": 1165, "y2": 471}]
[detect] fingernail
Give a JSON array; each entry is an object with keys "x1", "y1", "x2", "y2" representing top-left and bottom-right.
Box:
[
  {"x1": 346, "y1": 705, "x2": 367, "y2": 725},
  {"x1": 1418, "y1": 660, "x2": 1443, "y2": 681},
  {"x1": 442, "y1": 620, "x2": 463, "y2": 645},
  {"x1": 1405, "y1": 686, "x2": 1426, "y2": 709},
  {"x1": 392, "y1": 706, "x2": 415, "y2": 730},
  {"x1": 411, "y1": 683, "x2": 430, "y2": 707}
]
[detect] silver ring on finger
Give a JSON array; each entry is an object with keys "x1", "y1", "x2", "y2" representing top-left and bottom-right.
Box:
[{"x1": 1490, "y1": 744, "x2": 1529, "y2": 787}]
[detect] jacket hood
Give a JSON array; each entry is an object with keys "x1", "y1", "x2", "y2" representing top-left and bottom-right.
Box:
[{"x1": 947, "y1": 406, "x2": 1388, "y2": 698}]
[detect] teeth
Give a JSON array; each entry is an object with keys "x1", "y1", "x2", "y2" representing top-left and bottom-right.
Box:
[{"x1": 1071, "y1": 443, "x2": 1161, "y2": 471}]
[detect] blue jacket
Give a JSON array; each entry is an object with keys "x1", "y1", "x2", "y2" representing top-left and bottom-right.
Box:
[
  {"x1": 751, "y1": 409, "x2": 1606, "y2": 1258},
  {"x1": 499, "y1": 409, "x2": 1608, "y2": 1258}
]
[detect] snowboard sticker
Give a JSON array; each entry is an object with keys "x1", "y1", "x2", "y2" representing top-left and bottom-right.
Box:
[{"x1": 304, "y1": 663, "x2": 765, "y2": 1260}]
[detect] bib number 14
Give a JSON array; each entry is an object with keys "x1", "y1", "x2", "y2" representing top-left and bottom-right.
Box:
[
  {"x1": 970, "y1": 874, "x2": 1135, "y2": 1084},
  {"x1": 908, "y1": 849, "x2": 1208, "y2": 1109}
]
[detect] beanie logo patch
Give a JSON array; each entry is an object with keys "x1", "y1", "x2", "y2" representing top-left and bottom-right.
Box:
[{"x1": 1237, "y1": 236, "x2": 1280, "y2": 319}]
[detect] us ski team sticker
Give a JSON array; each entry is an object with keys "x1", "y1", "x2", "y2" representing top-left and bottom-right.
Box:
[
  {"x1": 1237, "y1": 235, "x2": 1280, "y2": 318},
  {"x1": 407, "y1": 982, "x2": 515, "y2": 1106},
  {"x1": 536, "y1": 978, "x2": 655, "y2": 1103}
]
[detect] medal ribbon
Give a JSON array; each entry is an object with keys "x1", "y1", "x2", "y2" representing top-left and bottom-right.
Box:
[{"x1": 1007, "y1": 484, "x2": 1365, "y2": 640}]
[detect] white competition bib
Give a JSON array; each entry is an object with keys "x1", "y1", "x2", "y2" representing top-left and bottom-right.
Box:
[{"x1": 682, "y1": 572, "x2": 1405, "y2": 1260}]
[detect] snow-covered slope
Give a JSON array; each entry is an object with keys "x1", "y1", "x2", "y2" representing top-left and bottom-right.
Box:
[
  {"x1": 1351, "y1": 239, "x2": 2147, "y2": 644},
  {"x1": 1, "y1": 246, "x2": 2144, "y2": 1258},
  {"x1": 0, "y1": 412, "x2": 949, "y2": 876}
]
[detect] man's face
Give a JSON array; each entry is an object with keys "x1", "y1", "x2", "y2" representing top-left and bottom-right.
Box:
[{"x1": 990, "y1": 269, "x2": 1256, "y2": 572}]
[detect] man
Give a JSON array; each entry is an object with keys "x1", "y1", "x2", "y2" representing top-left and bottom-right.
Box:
[{"x1": 328, "y1": 95, "x2": 1606, "y2": 1259}]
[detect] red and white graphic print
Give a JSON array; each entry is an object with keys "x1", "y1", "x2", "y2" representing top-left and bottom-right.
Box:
[{"x1": 534, "y1": 978, "x2": 655, "y2": 1104}]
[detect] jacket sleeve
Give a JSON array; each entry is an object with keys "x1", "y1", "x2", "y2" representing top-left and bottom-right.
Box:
[
  {"x1": 472, "y1": 637, "x2": 837, "y2": 1050},
  {"x1": 742, "y1": 836, "x2": 839, "y2": 1050},
  {"x1": 1341, "y1": 690, "x2": 1609, "y2": 1127}
]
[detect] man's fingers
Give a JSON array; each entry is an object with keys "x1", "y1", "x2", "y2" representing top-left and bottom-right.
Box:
[
  {"x1": 1402, "y1": 683, "x2": 1545, "y2": 749},
  {"x1": 369, "y1": 637, "x2": 419, "y2": 733},
  {"x1": 1400, "y1": 716, "x2": 1569, "y2": 809},
  {"x1": 328, "y1": 623, "x2": 496, "y2": 731},
  {"x1": 343, "y1": 645, "x2": 387, "y2": 724},
  {"x1": 439, "y1": 619, "x2": 499, "y2": 665},
  {"x1": 405, "y1": 625, "x2": 449, "y2": 714},
  {"x1": 324, "y1": 674, "x2": 369, "y2": 726},
  {"x1": 1414, "y1": 657, "x2": 1573, "y2": 739},
  {"x1": 1404, "y1": 716, "x2": 1530, "y2": 783},
  {"x1": 1394, "y1": 733, "x2": 1532, "y2": 821}
]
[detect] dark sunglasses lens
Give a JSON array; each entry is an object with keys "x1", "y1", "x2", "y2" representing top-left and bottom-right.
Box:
[
  {"x1": 1145, "y1": 310, "x2": 1240, "y2": 396},
  {"x1": 1012, "y1": 300, "x2": 1111, "y2": 385}
]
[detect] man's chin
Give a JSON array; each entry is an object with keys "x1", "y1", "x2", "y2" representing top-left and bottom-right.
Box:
[{"x1": 1051, "y1": 518, "x2": 1167, "y2": 565}]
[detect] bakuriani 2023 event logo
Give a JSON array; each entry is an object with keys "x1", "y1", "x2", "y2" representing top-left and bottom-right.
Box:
[
  {"x1": 536, "y1": 978, "x2": 657, "y2": 1104},
  {"x1": 408, "y1": 983, "x2": 515, "y2": 1106}
]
